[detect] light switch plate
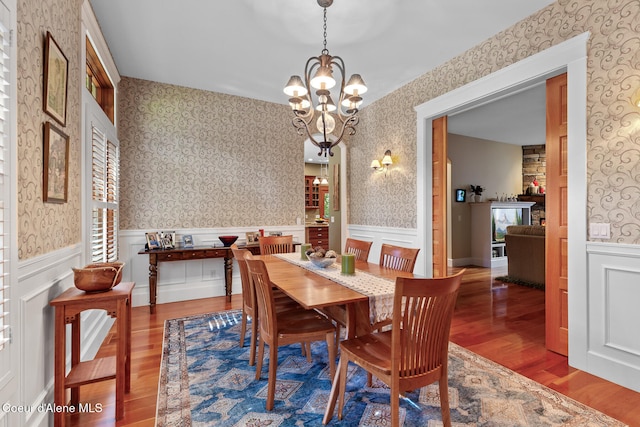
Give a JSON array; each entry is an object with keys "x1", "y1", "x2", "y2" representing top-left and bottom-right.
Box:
[{"x1": 590, "y1": 222, "x2": 611, "y2": 239}]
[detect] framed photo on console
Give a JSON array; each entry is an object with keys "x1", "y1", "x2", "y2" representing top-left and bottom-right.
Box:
[
  {"x1": 159, "y1": 231, "x2": 176, "y2": 249},
  {"x1": 146, "y1": 232, "x2": 160, "y2": 250},
  {"x1": 182, "y1": 234, "x2": 194, "y2": 248},
  {"x1": 246, "y1": 231, "x2": 260, "y2": 244}
]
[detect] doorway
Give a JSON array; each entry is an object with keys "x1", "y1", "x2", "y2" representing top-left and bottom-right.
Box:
[
  {"x1": 414, "y1": 34, "x2": 588, "y2": 365},
  {"x1": 303, "y1": 139, "x2": 348, "y2": 253}
]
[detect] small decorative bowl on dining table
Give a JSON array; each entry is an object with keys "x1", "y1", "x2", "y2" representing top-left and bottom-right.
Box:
[{"x1": 307, "y1": 253, "x2": 336, "y2": 268}]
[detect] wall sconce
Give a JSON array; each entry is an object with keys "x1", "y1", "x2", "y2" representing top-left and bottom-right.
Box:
[{"x1": 371, "y1": 150, "x2": 393, "y2": 176}]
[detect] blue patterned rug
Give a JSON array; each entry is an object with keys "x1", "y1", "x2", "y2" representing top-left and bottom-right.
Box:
[{"x1": 156, "y1": 310, "x2": 626, "y2": 426}]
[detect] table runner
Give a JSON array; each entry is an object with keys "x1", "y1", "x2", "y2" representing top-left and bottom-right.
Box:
[{"x1": 274, "y1": 253, "x2": 395, "y2": 323}]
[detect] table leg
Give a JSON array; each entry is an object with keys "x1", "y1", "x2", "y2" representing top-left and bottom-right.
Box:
[
  {"x1": 54, "y1": 308, "x2": 66, "y2": 427},
  {"x1": 148, "y1": 254, "x2": 158, "y2": 314},
  {"x1": 323, "y1": 301, "x2": 370, "y2": 424},
  {"x1": 224, "y1": 254, "x2": 233, "y2": 302},
  {"x1": 323, "y1": 357, "x2": 345, "y2": 424},
  {"x1": 125, "y1": 293, "x2": 132, "y2": 392},
  {"x1": 116, "y1": 300, "x2": 125, "y2": 420},
  {"x1": 70, "y1": 315, "x2": 81, "y2": 407}
]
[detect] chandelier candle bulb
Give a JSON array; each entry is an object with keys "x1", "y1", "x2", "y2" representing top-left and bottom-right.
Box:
[{"x1": 341, "y1": 253, "x2": 355, "y2": 275}]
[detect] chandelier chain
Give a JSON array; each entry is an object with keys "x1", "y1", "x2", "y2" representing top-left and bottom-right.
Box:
[{"x1": 322, "y1": 7, "x2": 328, "y2": 54}]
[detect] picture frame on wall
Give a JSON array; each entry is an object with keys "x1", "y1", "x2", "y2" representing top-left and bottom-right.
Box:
[
  {"x1": 455, "y1": 189, "x2": 466, "y2": 202},
  {"x1": 43, "y1": 122, "x2": 69, "y2": 203},
  {"x1": 43, "y1": 31, "x2": 69, "y2": 126}
]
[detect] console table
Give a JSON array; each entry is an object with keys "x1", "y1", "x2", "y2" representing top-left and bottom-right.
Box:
[
  {"x1": 50, "y1": 282, "x2": 134, "y2": 426},
  {"x1": 138, "y1": 243, "x2": 266, "y2": 312}
]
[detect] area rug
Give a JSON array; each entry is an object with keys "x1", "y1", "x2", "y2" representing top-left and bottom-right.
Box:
[{"x1": 156, "y1": 310, "x2": 625, "y2": 426}]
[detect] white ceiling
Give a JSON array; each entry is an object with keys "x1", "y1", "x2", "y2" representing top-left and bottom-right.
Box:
[{"x1": 89, "y1": 0, "x2": 554, "y2": 161}]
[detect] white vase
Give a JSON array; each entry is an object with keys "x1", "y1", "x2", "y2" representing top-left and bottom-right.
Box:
[{"x1": 475, "y1": 194, "x2": 483, "y2": 202}]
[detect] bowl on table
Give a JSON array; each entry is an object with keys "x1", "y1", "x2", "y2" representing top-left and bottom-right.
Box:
[
  {"x1": 72, "y1": 262, "x2": 125, "y2": 293},
  {"x1": 307, "y1": 254, "x2": 336, "y2": 268},
  {"x1": 219, "y1": 235, "x2": 239, "y2": 247}
]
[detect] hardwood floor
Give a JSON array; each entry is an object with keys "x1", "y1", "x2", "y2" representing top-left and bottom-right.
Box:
[{"x1": 65, "y1": 267, "x2": 640, "y2": 426}]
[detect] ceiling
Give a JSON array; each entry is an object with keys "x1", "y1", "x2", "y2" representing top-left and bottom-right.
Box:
[{"x1": 89, "y1": 0, "x2": 554, "y2": 162}]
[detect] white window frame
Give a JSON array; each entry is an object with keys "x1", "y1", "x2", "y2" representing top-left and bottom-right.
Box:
[
  {"x1": 82, "y1": 1, "x2": 120, "y2": 266},
  {"x1": 0, "y1": 0, "x2": 18, "y2": 407}
]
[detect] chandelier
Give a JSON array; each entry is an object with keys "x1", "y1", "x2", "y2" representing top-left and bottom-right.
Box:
[{"x1": 283, "y1": 0, "x2": 367, "y2": 157}]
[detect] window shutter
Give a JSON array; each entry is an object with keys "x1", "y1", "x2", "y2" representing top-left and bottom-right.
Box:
[
  {"x1": 0, "y1": 20, "x2": 10, "y2": 349},
  {"x1": 91, "y1": 125, "x2": 119, "y2": 263}
]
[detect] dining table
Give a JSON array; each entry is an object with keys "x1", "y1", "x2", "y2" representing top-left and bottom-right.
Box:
[{"x1": 253, "y1": 252, "x2": 416, "y2": 424}]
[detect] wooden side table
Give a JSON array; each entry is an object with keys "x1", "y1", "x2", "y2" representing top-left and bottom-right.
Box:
[{"x1": 49, "y1": 282, "x2": 134, "y2": 426}]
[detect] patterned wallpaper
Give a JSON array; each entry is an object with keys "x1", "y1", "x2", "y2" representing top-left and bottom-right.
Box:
[
  {"x1": 349, "y1": 0, "x2": 640, "y2": 244},
  {"x1": 17, "y1": 0, "x2": 83, "y2": 259},
  {"x1": 117, "y1": 78, "x2": 304, "y2": 230}
]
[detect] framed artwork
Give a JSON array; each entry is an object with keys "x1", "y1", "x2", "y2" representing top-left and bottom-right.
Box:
[
  {"x1": 159, "y1": 231, "x2": 176, "y2": 249},
  {"x1": 246, "y1": 231, "x2": 260, "y2": 244},
  {"x1": 492, "y1": 208, "x2": 523, "y2": 242},
  {"x1": 43, "y1": 122, "x2": 69, "y2": 203},
  {"x1": 183, "y1": 234, "x2": 194, "y2": 248},
  {"x1": 146, "y1": 232, "x2": 161, "y2": 250},
  {"x1": 43, "y1": 31, "x2": 69, "y2": 126},
  {"x1": 455, "y1": 189, "x2": 466, "y2": 202}
]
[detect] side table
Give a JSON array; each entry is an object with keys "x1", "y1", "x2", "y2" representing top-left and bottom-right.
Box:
[{"x1": 49, "y1": 282, "x2": 134, "y2": 426}]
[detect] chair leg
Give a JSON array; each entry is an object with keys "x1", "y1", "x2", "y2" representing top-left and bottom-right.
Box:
[
  {"x1": 439, "y1": 374, "x2": 452, "y2": 427},
  {"x1": 249, "y1": 318, "x2": 258, "y2": 366},
  {"x1": 326, "y1": 332, "x2": 336, "y2": 380},
  {"x1": 336, "y1": 356, "x2": 349, "y2": 420},
  {"x1": 305, "y1": 342, "x2": 312, "y2": 362},
  {"x1": 239, "y1": 311, "x2": 247, "y2": 347},
  {"x1": 266, "y1": 343, "x2": 278, "y2": 411},
  {"x1": 390, "y1": 383, "x2": 400, "y2": 427},
  {"x1": 255, "y1": 338, "x2": 265, "y2": 380}
]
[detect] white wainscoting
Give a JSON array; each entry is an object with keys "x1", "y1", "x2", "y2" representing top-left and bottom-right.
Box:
[
  {"x1": 347, "y1": 225, "x2": 424, "y2": 275},
  {"x1": 120, "y1": 227, "x2": 306, "y2": 309},
  {"x1": 16, "y1": 244, "x2": 115, "y2": 426},
  {"x1": 585, "y1": 242, "x2": 640, "y2": 393}
]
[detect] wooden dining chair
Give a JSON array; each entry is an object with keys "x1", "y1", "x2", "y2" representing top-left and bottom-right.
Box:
[
  {"x1": 379, "y1": 243, "x2": 420, "y2": 273},
  {"x1": 344, "y1": 238, "x2": 373, "y2": 262},
  {"x1": 259, "y1": 235, "x2": 293, "y2": 255},
  {"x1": 246, "y1": 256, "x2": 337, "y2": 411},
  {"x1": 231, "y1": 245, "x2": 302, "y2": 366},
  {"x1": 331, "y1": 270, "x2": 465, "y2": 427}
]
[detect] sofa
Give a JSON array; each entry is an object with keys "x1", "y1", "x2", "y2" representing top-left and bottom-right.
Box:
[{"x1": 504, "y1": 225, "x2": 546, "y2": 286}]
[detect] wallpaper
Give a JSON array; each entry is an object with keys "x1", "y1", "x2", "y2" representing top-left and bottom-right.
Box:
[
  {"x1": 17, "y1": 0, "x2": 83, "y2": 259},
  {"x1": 117, "y1": 78, "x2": 304, "y2": 230},
  {"x1": 349, "y1": 0, "x2": 640, "y2": 244}
]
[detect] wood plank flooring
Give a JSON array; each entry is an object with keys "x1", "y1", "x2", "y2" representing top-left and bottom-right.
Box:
[{"x1": 65, "y1": 267, "x2": 640, "y2": 426}]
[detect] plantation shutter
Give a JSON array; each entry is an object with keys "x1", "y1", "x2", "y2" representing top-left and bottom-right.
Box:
[
  {"x1": 91, "y1": 125, "x2": 119, "y2": 263},
  {"x1": 0, "y1": 17, "x2": 10, "y2": 350}
]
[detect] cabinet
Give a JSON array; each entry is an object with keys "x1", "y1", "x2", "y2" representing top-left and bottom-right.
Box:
[
  {"x1": 306, "y1": 225, "x2": 329, "y2": 248},
  {"x1": 470, "y1": 202, "x2": 534, "y2": 268},
  {"x1": 304, "y1": 175, "x2": 319, "y2": 208},
  {"x1": 50, "y1": 282, "x2": 134, "y2": 426}
]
